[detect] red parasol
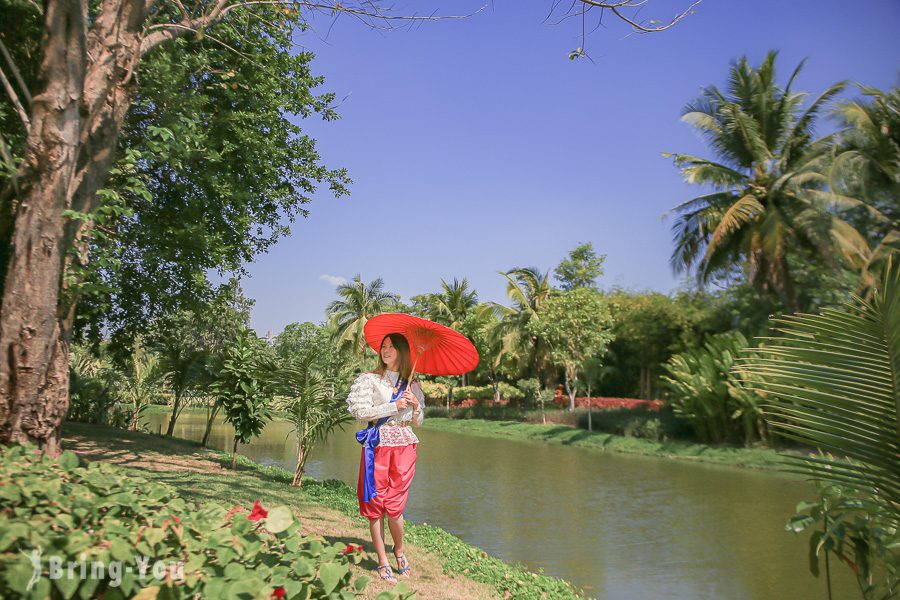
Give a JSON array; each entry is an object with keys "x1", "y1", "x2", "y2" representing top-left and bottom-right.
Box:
[{"x1": 363, "y1": 313, "x2": 479, "y2": 378}]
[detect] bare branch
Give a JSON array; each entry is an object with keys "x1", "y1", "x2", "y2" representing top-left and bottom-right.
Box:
[
  {"x1": 0, "y1": 39, "x2": 32, "y2": 107},
  {"x1": 141, "y1": 0, "x2": 486, "y2": 55},
  {"x1": 0, "y1": 65, "x2": 30, "y2": 130},
  {"x1": 577, "y1": 0, "x2": 702, "y2": 33}
]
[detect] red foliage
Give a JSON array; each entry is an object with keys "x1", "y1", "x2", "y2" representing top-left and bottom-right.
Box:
[{"x1": 552, "y1": 396, "x2": 663, "y2": 410}]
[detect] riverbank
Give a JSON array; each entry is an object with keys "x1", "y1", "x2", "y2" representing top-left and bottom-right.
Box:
[
  {"x1": 61, "y1": 421, "x2": 584, "y2": 600},
  {"x1": 419, "y1": 418, "x2": 793, "y2": 470},
  {"x1": 137, "y1": 404, "x2": 794, "y2": 470}
]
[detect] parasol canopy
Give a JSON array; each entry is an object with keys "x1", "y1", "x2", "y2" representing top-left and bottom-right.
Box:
[{"x1": 363, "y1": 313, "x2": 479, "y2": 377}]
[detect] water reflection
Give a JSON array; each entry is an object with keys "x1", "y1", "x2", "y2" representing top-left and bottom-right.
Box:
[{"x1": 146, "y1": 412, "x2": 856, "y2": 600}]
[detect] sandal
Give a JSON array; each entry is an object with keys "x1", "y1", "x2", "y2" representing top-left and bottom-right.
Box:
[
  {"x1": 376, "y1": 564, "x2": 397, "y2": 583},
  {"x1": 394, "y1": 550, "x2": 411, "y2": 577}
]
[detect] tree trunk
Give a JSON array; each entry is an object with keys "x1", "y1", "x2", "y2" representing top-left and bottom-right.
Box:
[
  {"x1": 587, "y1": 382, "x2": 592, "y2": 432},
  {"x1": 231, "y1": 436, "x2": 239, "y2": 469},
  {"x1": 0, "y1": 0, "x2": 146, "y2": 455},
  {"x1": 292, "y1": 443, "x2": 306, "y2": 487},
  {"x1": 166, "y1": 391, "x2": 182, "y2": 436},
  {"x1": 564, "y1": 367, "x2": 577, "y2": 412},
  {"x1": 201, "y1": 401, "x2": 219, "y2": 447}
]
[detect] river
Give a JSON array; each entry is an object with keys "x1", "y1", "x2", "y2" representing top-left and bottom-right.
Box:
[{"x1": 144, "y1": 411, "x2": 857, "y2": 600}]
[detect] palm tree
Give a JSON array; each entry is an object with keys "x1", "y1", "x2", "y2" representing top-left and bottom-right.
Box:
[
  {"x1": 119, "y1": 338, "x2": 164, "y2": 431},
  {"x1": 158, "y1": 345, "x2": 209, "y2": 436},
  {"x1": 830, "y1": 84, "x2": 900, "y2": 294},
  {"x1": 665, "y1": 51, "x2": 869, "y2": 311},
  {"x1": 488, "y1": 267, "x2": 554, "y2": 382},
  {"x1": 271, "y1": 351, "x2": 353, "y2": 487},
  {"x1": 326, "y1": 275, "x2": 399, "y2": 355},
  {"x1": 433, "y1": 278, "x2": 478, "y2": 329}
]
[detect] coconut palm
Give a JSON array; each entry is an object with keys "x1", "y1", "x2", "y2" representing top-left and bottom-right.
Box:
[
  {"x1": 830, "y1": 84, "x2": 900, "y2": 294},
  {"x1": 326, "y1": 275, "x2": 399, "y2": 355},
  {"x1": 433, "y1": 278, "x2": 478, "y2": 329},
  {"x1": 665, "y1": 51, "x2": 869, "y2": 311},
  {"x1": 737, "y1": 260, "x2": 900, "y2": 597},
  {"x1": 487, "y1": 267, "x2": 554, "y2": 382}
]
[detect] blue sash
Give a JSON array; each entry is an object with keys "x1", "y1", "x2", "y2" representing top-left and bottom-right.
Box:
[{"x1": 356, "y1": 378, "x2": 408, "y2": 503}]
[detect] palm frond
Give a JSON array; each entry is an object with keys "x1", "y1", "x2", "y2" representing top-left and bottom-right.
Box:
[{"x1": 735, "y1": 261, "x2": 900, "y2": 526}]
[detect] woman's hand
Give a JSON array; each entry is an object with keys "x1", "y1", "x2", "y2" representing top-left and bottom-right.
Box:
[{"x1": 396, "y1": 390, "x2": 419, "y2": 411}]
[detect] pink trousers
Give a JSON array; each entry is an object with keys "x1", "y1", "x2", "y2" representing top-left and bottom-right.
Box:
[{"x1": 357, "y1": 444, "x2": 417, "y2": 519}]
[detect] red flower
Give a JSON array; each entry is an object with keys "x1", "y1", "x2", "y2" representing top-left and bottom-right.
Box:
[
  {"x1": 172, "y1": 516, "x2": 181, "y2": 524},
  {"x1": 272, "y1": 586, "x2": 286, "y2": 599},
  {"x1": 248, "y1": 500, "x2": 268, "y2": 521},
  {"x1": 341, "y1": 544, "x2": 357, "y2": 554}
]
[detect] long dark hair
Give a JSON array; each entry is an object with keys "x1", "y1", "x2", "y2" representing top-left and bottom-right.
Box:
[{"x1": 374, "y1": 332, "x2": 412, "y2": 381}]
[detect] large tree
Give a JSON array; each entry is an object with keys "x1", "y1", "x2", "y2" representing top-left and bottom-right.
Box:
[
  {"x1": 0, "y1": 0, "x2": 347, "y2": 454},
  {"x1": 665, "y1": 51, "x2": 868, "y2": 311}
]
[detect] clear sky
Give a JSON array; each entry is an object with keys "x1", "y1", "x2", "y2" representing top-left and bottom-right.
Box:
[{"x1": 241, "y1": 0, "x2": 900, "y2": 336}]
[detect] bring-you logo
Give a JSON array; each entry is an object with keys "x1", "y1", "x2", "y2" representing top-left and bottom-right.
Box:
[{"x1": 21, "y1": 547, "x2": 184, "y2": 591}]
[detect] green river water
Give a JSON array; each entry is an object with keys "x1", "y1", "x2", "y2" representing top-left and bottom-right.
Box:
[{"x1": 144, "y1": 412, "x2": 857, "y2": 600}]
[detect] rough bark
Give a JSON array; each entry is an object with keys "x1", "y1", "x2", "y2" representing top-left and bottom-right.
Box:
[{"x1": 0, "y1": 0, "x2": 146, "y2": 455}]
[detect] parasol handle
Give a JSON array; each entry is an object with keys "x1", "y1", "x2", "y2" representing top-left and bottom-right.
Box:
[{"x1": 408, "y1": 353, "x2": 421, "y2": 386}]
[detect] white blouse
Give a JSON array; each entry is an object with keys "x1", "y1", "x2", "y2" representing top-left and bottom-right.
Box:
[{"x1": 345, "y1": 370, "x2": 425, "y2": 447}]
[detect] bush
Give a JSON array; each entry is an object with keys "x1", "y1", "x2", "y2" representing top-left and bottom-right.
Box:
[
  {"x1": 662, "y1": 331, "x2": 765, "y2": 445},
  {"x1": 0, "y1": 444, "x2": 408, "y2": 600},
  {"x1": 573, "y1": 406, "x2": 692, "y2": 441},
  {"x1": 419, "y1": 380, "x2": 448, "y2": 401}
]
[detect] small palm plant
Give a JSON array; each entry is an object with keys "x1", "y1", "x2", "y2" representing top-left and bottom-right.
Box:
[
  {"x1": 271, "y1": 351, "x2": 353, "y2": 487},
  {"x1": 737, "y1": 260, "x2": 899, "y2": 599},
  {"x1": 119, "y1": 337, "x2": 164, "y2": 431}
]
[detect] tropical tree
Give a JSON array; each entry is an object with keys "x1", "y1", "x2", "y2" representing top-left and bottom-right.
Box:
[
  {"x1": 554, "y1": 242, "x2": 606, "y2": 291},
  {"x1": 433, "y1": 278, "x2": 478, "y2": 329},
  {"x1": 118, "y1": 338, "x2": 164, "y2": 431},
  {"x1": 490, "y1": 267, "x2": 554, "y2": 383},
  {"x1": 737, "y1": 260, "x2": 900, "y2": 599},
  {"x1": 829, "y1": 84, "x2": 900, "y2": 294},
  {"x1": 211, "y1": 328, "x2": 275, "y2": 469},
  {"x1": 664, "y1": 51, "x2": 868, "y2": 312},
  {"x1": 68, "y1": 342, "x2": 120, "y2": 426},
  {"x1": 271, "y1": 351, "x2": 352, "y2": 487},
  {"x1": 526, "y1": 288, "x2": 615, "y2": 411},
  {"x1": 326, "y1": 275, "x2": 399, "y2": 356}
]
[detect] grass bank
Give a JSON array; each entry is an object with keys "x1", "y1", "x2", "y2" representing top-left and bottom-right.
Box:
[
  {"x1": 419, "y1": 418, "x2": 795, "y2": 470},
  {"x1": 61, "y1": 421, "x2": 584, "y2": 600}
]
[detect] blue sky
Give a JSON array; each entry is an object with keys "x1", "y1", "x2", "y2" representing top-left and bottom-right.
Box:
[{"x1": 242, "y1": 0, "x2": 900, "y2": 336}]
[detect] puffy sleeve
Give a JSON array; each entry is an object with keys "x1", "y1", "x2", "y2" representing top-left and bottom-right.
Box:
[
  {"x1": 410, "y1": 382, "x2": 425, "y2": 426},
  {"x1": 346, "y1": 374, "x2": 399, "y2": 421}
]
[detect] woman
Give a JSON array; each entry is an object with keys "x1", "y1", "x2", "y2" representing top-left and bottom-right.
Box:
[{"x1": 346, "y1": 332, "x2": 424, "y2": 583}]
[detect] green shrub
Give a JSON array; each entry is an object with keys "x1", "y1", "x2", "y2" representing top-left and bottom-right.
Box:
[
  {"x1": 452, "y1": 385, "x2": 493, "y2": 400},
  {"x1": 418, "y1": 380, "x2": 448, "y2": 401},
  {"x1": 573, "y1": 406, "x2": 692, "y2": 441},
  {"x1": 0, "y1": 444, "x2": 410, "y2": 600},
  {"x1": 661, "y1": 331, "x2": 765, "y2": 446}
]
